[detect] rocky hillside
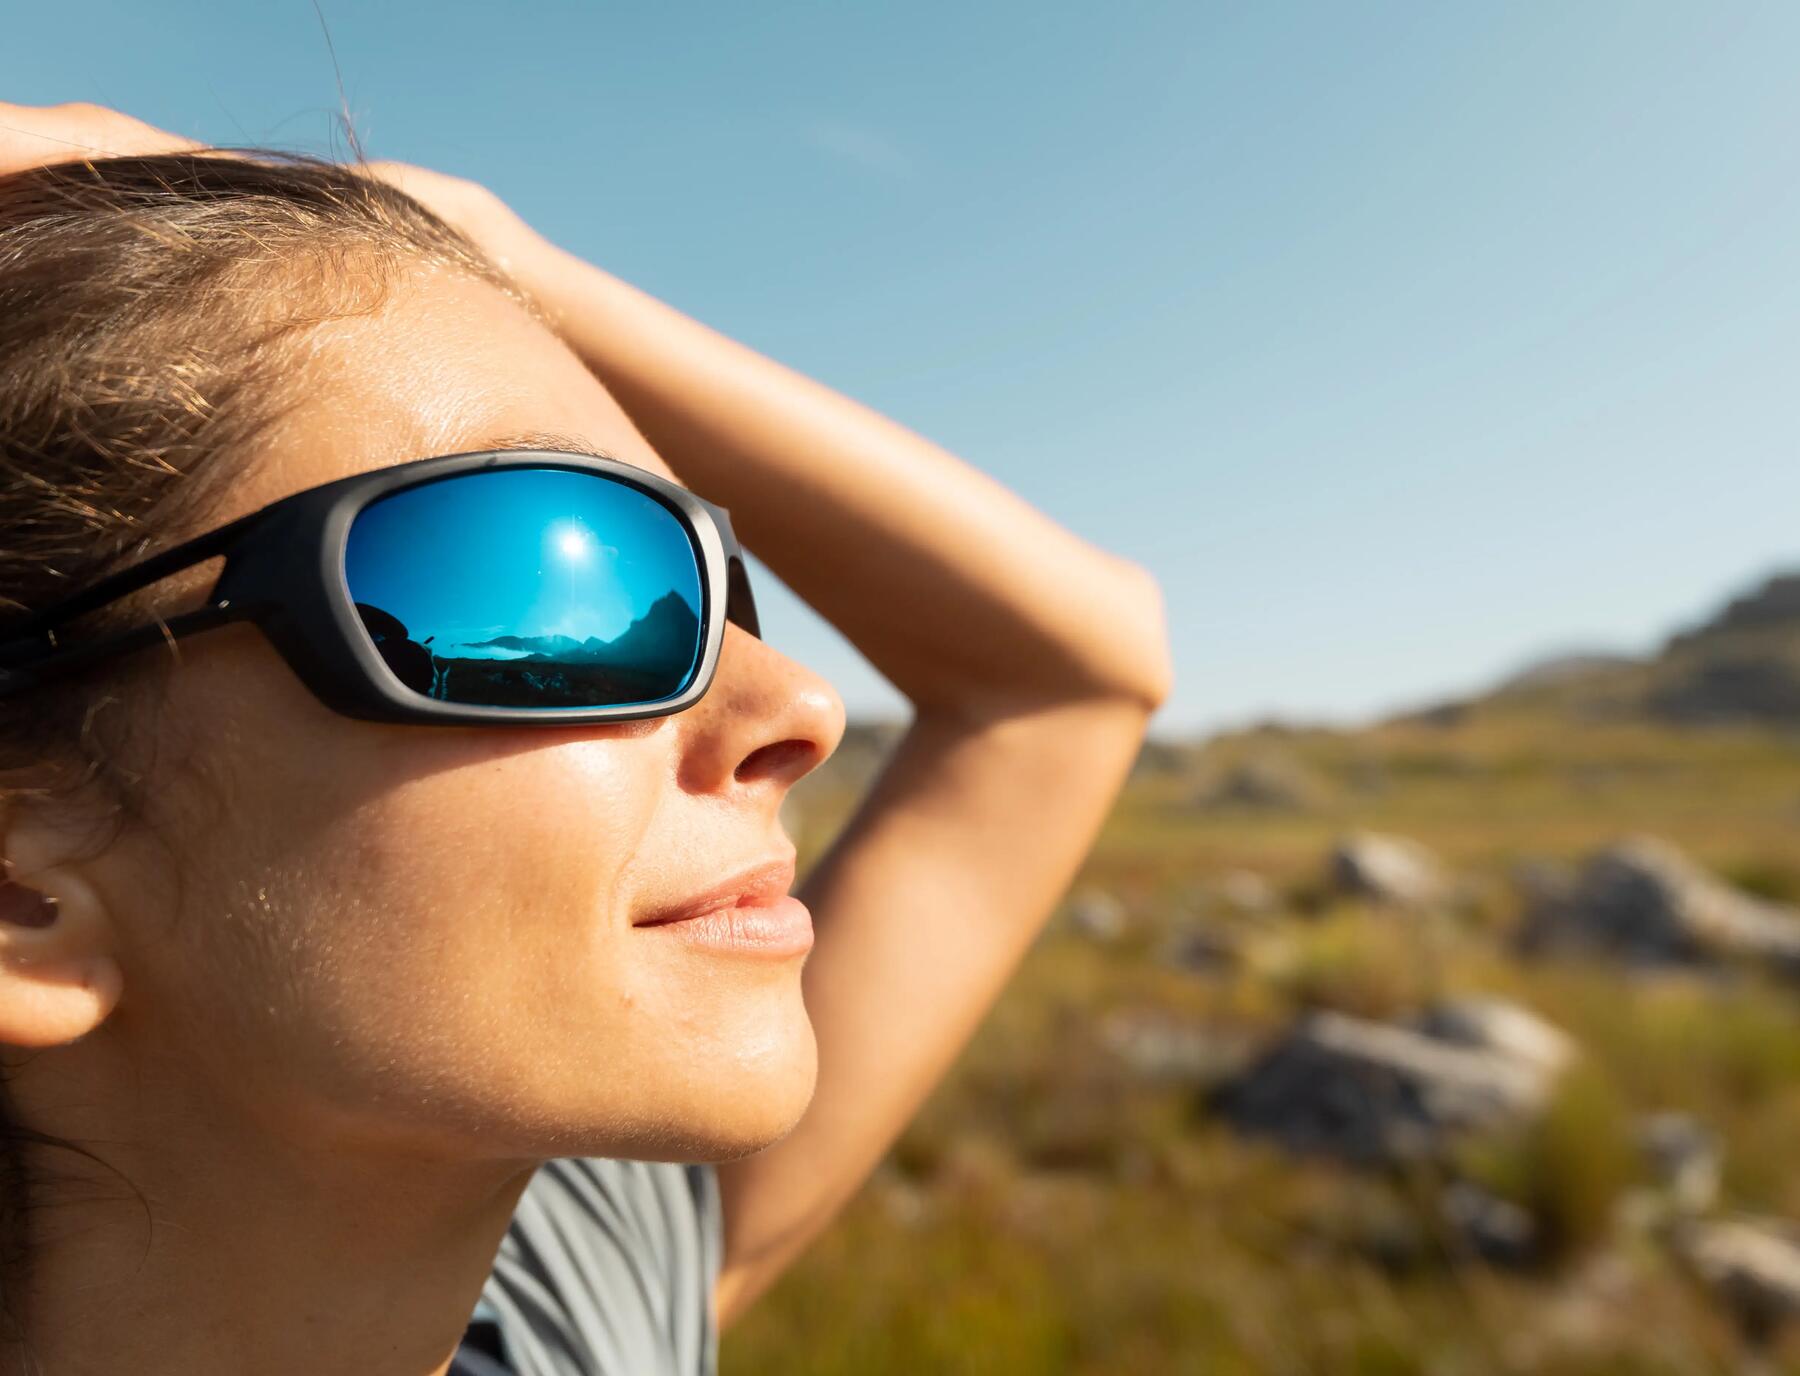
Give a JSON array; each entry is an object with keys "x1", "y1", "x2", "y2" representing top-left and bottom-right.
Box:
[{"x1": 1412, "y1": 570, "x2": 1800, "y2": 728}]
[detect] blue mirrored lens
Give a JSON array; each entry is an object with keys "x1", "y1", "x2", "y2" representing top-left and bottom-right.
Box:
[{"x1": 343, "y1": 467, "x2": 704, "y2": 709}]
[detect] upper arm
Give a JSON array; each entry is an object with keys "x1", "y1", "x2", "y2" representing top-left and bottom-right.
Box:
[{"x1": 711, "y1": 692, "x2": 1157, "y2": 1328}]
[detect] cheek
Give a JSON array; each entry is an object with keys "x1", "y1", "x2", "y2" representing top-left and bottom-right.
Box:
[
  {"x1": 147, "y1": 689, "x2": 669, "y2": 1142},
  {"x1": 284, "y1": 733, "x2": 664, "y2": 1078},
  {"x1": 278, "y1": 734, "x2": 813, "y2": 1156},
  {"x1": 138, "y1": 653, "x2": 816, "y2": 1160}
]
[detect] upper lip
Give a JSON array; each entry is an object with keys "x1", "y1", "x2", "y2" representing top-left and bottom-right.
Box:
[{"x1": 635, "y1": 853, "x2": 798, "y2": 927}]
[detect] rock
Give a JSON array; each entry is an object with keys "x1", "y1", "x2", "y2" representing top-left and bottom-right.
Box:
[
  {"x1": 1215, "y1": 869, "x2": 1280, "y2": 915},
  {"x1": 1328, "y1": 832, "x2": 1451, "y2": 909},
  {"x1": 1063, "y1": 887, "x2": 1128, "y2": 942},
  {"x1": 869, "y1": 1163, "x2": 934, "y2": 1230},
  {"x1": 1157, "y1": 926, "x2": 1245, "y2": 975},
  {"x1": 1099, "y1": 1010, "x2": 1249, "y2": 1088},
  {"x1": 1674, "y1": 1215, "x2": 1800, "y2": 1340},
  {"x1": 1638, "y1": 1113, "x2": 1722, "y2": 1217},
  {"x1": 1518, "y1": 837, "x2": 1800, "y2": 975},
  {"x1": 1193, "y1": 753, "x2": 1323, "y2": 811},
  {"x1": 1214, "y1": 1004, "x2": 1570, "y2": 1166},
  {"x1": 1412, "y1": 998, "x2": 1576, "y2": 1074},
  {"x1": 1441, "y1": 1181, "x2": 1539, "y2": 1268}
]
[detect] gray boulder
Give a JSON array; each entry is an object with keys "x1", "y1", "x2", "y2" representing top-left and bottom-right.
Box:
[
  {"x1": 1215, "y1": 1001, "x2": 1571, "y2": 1166},
  {"x1": 1441, "y1": 1180, "x2": 1539, "y2": 1268},
  {"x1": 1193, "y1": 753, "x2": 1323, "y2": 811},
  {"x1": 1519, "y1": 837, "x2": 1800, "y2": 974},
  {"x1": 1638, "y1": 1113, "x2": 1722, "y2": 1217},
  {"x1": 1215, "y1": 869, "x2": 1280, "y2": 916},
  {"x1": 1328, "y1": 832, "x2": 1451, "y2": 909},
  {"x1": 1156, "y1": 925, "x2": 1246, "y2": 975},
  {"x1": 1674, "y1": 1215, "x2": 1800, "y2": 1340},
  {"x1": 1413, "y1": 997, "x2": 1576, "y2": 1074},
  {"x1": 1099, "y1": 1010, "x2": 1249, "y2": 1089},
  {"x1": 1063, "y1": 887, "x2": 1129, "y2": 942}
]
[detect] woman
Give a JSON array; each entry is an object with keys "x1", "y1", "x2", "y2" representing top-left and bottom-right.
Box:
[{"x1": 0, "y1": 102, "x2": 1171, "y2": 1375}]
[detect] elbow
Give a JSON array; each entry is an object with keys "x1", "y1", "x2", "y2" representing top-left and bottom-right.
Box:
[{"x1": 1113, "y1": 559, "x2": 1176, "y2": 714}]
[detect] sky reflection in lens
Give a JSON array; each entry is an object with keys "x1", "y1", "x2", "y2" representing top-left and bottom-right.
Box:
[{"x1": 344, "y1": 467, "x2": 703, "y2": 709}]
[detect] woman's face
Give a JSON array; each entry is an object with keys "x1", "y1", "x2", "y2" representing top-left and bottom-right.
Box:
[{"x1": 98, "y1": 265, "x2": 846, "y2": 1165}]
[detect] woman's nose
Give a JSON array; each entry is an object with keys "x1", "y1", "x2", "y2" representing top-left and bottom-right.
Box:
[{"x1": 674, "y1": 622, "x2": 847, "y2": 798}]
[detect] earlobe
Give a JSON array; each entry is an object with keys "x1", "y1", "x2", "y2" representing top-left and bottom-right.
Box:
[{"x1": 0, "y1": 859, "x2": 123, "y2": 1048}]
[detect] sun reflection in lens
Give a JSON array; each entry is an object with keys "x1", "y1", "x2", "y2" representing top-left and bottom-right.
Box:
[{"x1": 552, "y1": 522, "x2": 593, "y2": 561}]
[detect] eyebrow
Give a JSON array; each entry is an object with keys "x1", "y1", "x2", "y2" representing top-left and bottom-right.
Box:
[{"x1": 478, "y1": 429, "x2": 618, "y2": 460}]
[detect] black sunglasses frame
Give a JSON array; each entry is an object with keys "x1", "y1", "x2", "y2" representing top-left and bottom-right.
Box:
[{"x1": 0, "y1": 449, "x2": 763, "y2": 726}]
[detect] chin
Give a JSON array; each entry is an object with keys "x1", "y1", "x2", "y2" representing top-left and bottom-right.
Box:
[{"x1": 676, "y1": 1015, "x2": 821, "y2": 1163}]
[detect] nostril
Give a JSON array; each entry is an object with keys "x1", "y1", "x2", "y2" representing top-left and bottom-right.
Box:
[{"x1": 735, "y1": 738, "x2": 818, "y2": 784}]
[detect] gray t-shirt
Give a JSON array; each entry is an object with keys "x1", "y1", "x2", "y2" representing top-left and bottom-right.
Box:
[{"x1": 458, "y1": 1157, "x2": 724, "y2": 1376}]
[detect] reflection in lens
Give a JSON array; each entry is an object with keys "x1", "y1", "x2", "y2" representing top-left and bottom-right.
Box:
[{"x1": 344, "y1": 468, "x2": 704, "y2": 708}]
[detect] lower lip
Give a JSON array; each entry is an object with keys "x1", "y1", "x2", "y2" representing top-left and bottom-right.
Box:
[{"x1": 638, "y1": 894, "x2": 814, "y2": 958}]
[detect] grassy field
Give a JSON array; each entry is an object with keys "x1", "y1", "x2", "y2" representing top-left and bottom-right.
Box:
[{"x1": 722, "y1": 706, "x2": 1800, "y2": 1375}]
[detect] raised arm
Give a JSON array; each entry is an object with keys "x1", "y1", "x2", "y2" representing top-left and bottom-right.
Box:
[{"x1": 482, "y1": 234, "x2": 1172, "y2": 1323}]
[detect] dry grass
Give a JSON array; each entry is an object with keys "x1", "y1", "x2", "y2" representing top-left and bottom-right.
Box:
[{"x1": 728, "y1": 711, "x2": 1800, "y2": 1373}]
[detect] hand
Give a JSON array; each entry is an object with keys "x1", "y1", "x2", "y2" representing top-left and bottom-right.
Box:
[
  {"x1": 0, "y1": 100, "x2": 198, "y2": 175},
  {"x1": 0, "y1": 101, "x2": 552, "y2": 296}
]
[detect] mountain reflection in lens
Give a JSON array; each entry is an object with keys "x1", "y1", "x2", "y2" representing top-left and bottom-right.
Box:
[{"x1": 344, "y1": 468, "x2": 704, "y2": 709}]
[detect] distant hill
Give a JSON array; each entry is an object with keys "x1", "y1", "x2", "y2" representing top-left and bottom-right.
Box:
[
  {"x1": 1403, "y1": 570, "x2": 1800, "y2": 728},
  {"x1": 831, "y1": 571, "x2": 1800, "y2": 775},
  {"x1": 1496, "y1": 651, "x2": 1642, "y2": 694},
  {"x1": 1647, "y1": 573, "x2": 1800, "y2": 723},
  {"x1": 463, "y1": 591, "x2": 699, "y2": 669},
  {"x1": 1671, "y1": 573, "x2": 1800, "y2": 644}
]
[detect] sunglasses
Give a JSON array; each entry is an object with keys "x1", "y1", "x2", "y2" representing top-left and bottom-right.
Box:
[{"x1": 0, "y1": 449, "x2": 763, "y2": 725}]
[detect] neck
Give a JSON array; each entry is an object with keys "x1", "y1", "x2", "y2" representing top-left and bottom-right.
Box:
[{"x1": 0, "y1": 1036, "x2": 536, "y2": 1376}]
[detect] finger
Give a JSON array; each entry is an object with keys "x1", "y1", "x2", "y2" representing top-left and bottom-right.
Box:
[{"x1": 0, "y1": 101, "x2": 200, "y2": 176}]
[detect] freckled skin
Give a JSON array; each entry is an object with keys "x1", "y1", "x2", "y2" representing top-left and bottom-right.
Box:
[{"x1": 105, "y1": 266, "x2": 847, "y2": 1166}]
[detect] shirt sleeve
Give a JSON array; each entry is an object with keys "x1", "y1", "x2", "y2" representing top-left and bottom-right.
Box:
[{"x1": 477, "y1": 1158, "x2": 724, "y2": 1376}]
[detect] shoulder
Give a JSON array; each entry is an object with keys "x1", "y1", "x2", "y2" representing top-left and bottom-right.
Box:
[{"x1": 480, "y1": 1159, "x2": 723, "y2": 1376}]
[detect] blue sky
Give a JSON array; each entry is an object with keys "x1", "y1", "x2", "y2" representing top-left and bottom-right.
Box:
[{"x1": 7, "y1": 2, "x2": 1799, "y2": 735}]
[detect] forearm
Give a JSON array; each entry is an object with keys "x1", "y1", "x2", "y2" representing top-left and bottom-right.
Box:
[{"x1": 511, "y1": 243, "x2": 1173, "y2": 718}]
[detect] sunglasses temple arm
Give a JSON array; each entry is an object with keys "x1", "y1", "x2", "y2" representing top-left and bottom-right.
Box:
[
  {"x1": 726, "y1": 554, "x2": 762, "y2": 640},
  {"x1": 700, "y1": 497, "x2": 761, "y2": 641},
  {"x1": 0, "y1": 603, "x2": 248, "y2": 698},
  {"x1": 0, "y1": 506, "x2": 267, "y2": 694}
]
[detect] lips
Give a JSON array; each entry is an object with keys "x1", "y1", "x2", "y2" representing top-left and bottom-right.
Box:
[{"x1": 634, "y1": 854, "x2": 799, "y2": 928}]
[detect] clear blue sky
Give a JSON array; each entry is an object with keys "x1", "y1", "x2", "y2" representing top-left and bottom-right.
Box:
[{"x1": 7, "y1": 2, "x2": 1800, "y2": 736}]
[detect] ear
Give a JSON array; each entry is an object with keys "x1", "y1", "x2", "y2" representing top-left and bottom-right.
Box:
[{"x1": 0, "y1": 816, "x2": 123, "y2": 1049}]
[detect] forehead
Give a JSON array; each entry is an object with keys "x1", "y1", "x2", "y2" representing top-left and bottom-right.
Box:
[{"x1": 222, "y1": 267, "x2": 677, "y2": 525}]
